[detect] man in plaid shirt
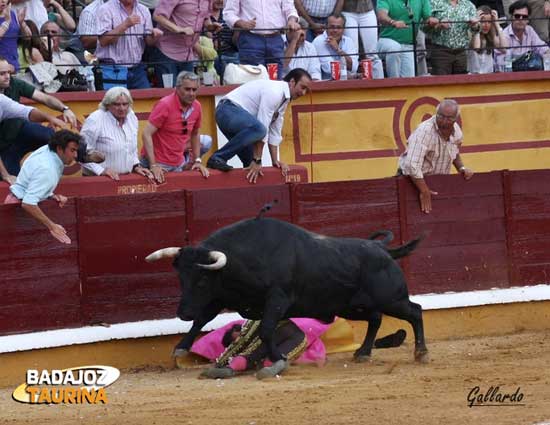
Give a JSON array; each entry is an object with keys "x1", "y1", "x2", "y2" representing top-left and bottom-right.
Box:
[{"x1": 398, "y1": 99, "x2": 474, "y2": 214}]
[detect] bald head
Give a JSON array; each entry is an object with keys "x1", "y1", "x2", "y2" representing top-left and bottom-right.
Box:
[{"x1": 437, "y1": 99, "x2": 459, "y2": 118}]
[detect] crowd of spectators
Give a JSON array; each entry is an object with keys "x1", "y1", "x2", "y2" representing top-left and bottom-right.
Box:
[{"x1": 0, "y1": 0, "x2": 548, "y2": 90}]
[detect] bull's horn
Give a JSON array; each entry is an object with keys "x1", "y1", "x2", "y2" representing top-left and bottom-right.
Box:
[
  {"x1": 197, "y1": 251, "x2": 227, "y2": 270},
  {"x1": 145, "y1": 247, "x2": 181, "y2": 262}
]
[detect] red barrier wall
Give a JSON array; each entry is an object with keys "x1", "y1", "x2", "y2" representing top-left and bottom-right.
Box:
[{"x1": 1, "y1": 168, "x2": 549, "y2": 336}]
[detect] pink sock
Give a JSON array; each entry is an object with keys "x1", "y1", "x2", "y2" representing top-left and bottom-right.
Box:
[{"x1": 229, "y1": 356, "x2": 248, "y2": 371}]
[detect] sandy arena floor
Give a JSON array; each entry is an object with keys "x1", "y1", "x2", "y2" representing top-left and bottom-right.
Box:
[{"x1": 2, "y1": 330, "x2": 550, "y2": 425}]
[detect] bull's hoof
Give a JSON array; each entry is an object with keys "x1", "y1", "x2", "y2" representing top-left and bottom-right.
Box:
[
  {"x1": 415, "y1": 349, "x2": 429, "y2": 364},
  {"x1": 256, "y1": 360, "x2": 288, "y2": 380},
  {"x1": 199, "y1": 367, "x2": 235, "y2": 379},
  {"x1": 173, "y1": 348, "x2": 189, "y2": 358},
  {"x1": 353, "y1": 354, "x2": 372, "y2": 363}
]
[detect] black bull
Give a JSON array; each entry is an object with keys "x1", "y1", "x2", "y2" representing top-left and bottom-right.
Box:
[{"x1": 146, "y1": 217, "x2": 428, "y2": 363}]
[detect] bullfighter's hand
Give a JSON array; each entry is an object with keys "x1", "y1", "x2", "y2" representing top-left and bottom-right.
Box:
[
  {"x1": 425, "y1": 17, "x2": 439, "y2": 27},
  {"x1": 50, "y1": 223, "x2": 71, "y2": 244},
  {"x1": 102, "y1": 168, "x2": 120, "y2": 181},
  {"x1": 125, "y1": 14, "x2": 141, "y2": 28},
  {"x1": 152, "y1": 28, "x2": 163, "y2": 38},
  {"x1": 273, "y1": 160, "x2": 289, "y2": 176},
  {"x1": 52, "y1": 193, "x2": 68, "y2": 208},
  {"x1": 236, "y1": 18, "x2": 256, "y2": 30},
  {"x1": 62, "y1": 108, "x2": 78, "y2": 128},
  {"x1": 287, "y1": 19, "x2": 301, "y2": 32},
  {"x1": 133, "y1": 165, "x2": 156, "y2": 182},
  {"x1": 49, "y1": 116, "x2": 68, "y2": 129},
  {"x1": 151, "y1": 165, "x2": 166, "y2": 184},
  {"x1": 246, "y1": 162, "x2": 264, "y2": 184},
  {"x1": 437, "y1": 20, "x2": 451, "y2": 30},
  {"x1": 419, "y1": 189, "x2": 437, "y2": 214},
  {"x1": 205, "y1": 22, "x2": 222, "y2": 33},
  {"x1": 2, "y1": 174, "x2": 16, "y2": 185},
  {"x1": 461, "y1": 167, "x2": 474, "y2": 180},
  {"x1": 191, "y1": 162, "x2": 209, "y2": 178}
]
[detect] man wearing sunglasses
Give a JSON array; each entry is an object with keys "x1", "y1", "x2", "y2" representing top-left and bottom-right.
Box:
[
  {"x1": 141, "y1": 71, "x2": 210, "y2": 184},
  {"x1": 397, "y1": 99, "x2": 474, "y2": 214},
  {"x1": 495, "y1": 0, "x2": 549, "y2": 66}
]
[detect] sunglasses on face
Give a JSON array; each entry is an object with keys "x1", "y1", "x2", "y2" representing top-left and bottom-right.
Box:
[{"x1": 513, "y1": 13, "x2": 529, "y2": 20}]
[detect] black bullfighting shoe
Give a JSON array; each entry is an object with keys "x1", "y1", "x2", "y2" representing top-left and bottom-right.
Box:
[
  {"x1": 374, "y1": 329, "x2": 407, "y2": 349},
  {"x1": 206, "y1": 156, "x2": 233, "y2": 172},
  {"x1": 199, "y1": 367, "x2": 235, "y2": 379}
]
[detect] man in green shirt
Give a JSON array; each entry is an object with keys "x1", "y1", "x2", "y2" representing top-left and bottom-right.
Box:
[
  {"x1": 376, "y1": 0, "x2": 439, "y2": 77},
  {"x1": 0, "y1": 56, "x2": 77, "y2": 179}
]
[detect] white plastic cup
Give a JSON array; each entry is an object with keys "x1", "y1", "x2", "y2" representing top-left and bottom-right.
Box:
[{"x1": 162, "y1": 73, "x2": 174, "y2": 88}]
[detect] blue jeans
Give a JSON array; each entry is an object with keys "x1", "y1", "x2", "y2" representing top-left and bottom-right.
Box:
[
  {"x1": 149, "y1": 47, "x2": 194, "y2": 88},
  {"x1": 127, "y1": 64, "x2": 150, "y2": 89},
  {"x1": 1, "y1": 122, "x2": 54, "y2": 175},
  {"x1": 238, "y1": 31, "x2": 284, "y2": 79},
  {"x1": 377, "y1": 38, "x2": 415, "y2": 78},
  {"x1": 213, "y1": 100, "x2": 267, "y2": 166}
]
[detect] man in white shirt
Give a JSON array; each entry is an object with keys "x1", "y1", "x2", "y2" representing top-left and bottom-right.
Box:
[
  {"x1": 207, "y1": 68, "x2": 312, "y2": 183},
  {"x1": 77, "y1": 0, "x2": 109, "y2": 50},
  {"x1": 80, "y1": 87, "x2": 154, "y2": 181},
  {"x1": 312, "y1": 13, "x2": 358, "y2": 79},
  {"x1": 223, "y1": 0, "x2": 301, "y2": 79},
  {"x1": 283, "y1": 18, "x2": 322, "y2": 79}
]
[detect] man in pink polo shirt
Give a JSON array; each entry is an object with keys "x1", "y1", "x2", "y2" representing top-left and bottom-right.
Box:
[{"x1": 141, "y1": 71, "x2": 210, "y2": 183}]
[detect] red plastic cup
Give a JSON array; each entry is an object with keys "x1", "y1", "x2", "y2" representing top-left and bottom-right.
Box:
[
  {"x1": 360, "y1": 59, "x2": 373, "y2": 79},
  {"x1": 267, "y1": 63, "x2": 278, "y2": 80},
  {"x1": 330, "y1": 61, "x2": 341, "y2": 80}
]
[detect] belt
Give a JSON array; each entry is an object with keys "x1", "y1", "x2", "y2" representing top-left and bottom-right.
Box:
[
  {"x1": 218, "y1": 98, "x2": 236, "y2": 106},
  {"x1": 248, "y1": 31, "x2": 281, "y2": 37}
]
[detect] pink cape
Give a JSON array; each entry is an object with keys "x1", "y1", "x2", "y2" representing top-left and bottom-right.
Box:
[{"x1": 190, "y1": 318, "x2": 333, "y2": 365}]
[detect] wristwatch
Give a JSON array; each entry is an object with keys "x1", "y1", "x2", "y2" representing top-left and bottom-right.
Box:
[
  {"x1": 252, "y1": 158, "x2": 262, "y2": 165},
  {"x1": 62, "y1": 106, "x2": 70, "y2": 112},
  {"x1": 194, "y1": 158, "x2": 202, "y2": 164}
]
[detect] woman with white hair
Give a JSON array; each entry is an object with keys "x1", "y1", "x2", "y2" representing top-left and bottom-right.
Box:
[{"x1": 80, "y1": 87, "x2": 154, "y2": 181}]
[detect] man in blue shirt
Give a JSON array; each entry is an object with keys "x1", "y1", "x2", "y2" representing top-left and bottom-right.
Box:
[
  {"x1": 6, "y1": 130, "x2": 82, "y2": 244},
  {"x1": 312, "y1": 13, "x2": 359, "y2": 79}
]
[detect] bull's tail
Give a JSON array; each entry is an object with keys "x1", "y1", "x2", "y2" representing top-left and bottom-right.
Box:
[
  {"x1": 385, "y1": 235, "x2": 423, "y2": 259},
  {"x1": 367, "y1": 230, "x2": 394, "y2": 246}
]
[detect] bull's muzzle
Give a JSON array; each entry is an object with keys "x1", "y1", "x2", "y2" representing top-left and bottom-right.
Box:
[{"x1": 197, "y1": 251, "x2": 227, "y2": 270}]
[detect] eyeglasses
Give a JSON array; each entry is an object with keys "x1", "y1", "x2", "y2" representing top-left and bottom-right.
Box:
[
  {"x1": 437, "y1": 113, "x2": 457, "y2": 122},
  {"x1": 513, "y1": 13, "x2": 529, "y2": 20},
  {"x1": 182, "y1": 120, "x2": 188, "y2": 135},
  {"x1": 112, "y1": 102, "x2": 129, "y2": 107}
]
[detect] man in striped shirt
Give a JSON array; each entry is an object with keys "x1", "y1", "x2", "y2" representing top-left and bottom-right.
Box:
[
  {"x1": 96, "y1": 0, "x2": 163, "y2": 89},
  {"x1": 398, "y1": 99, "x2": 474, "y2": 214}
]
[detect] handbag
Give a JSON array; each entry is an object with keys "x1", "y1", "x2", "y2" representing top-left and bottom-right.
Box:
[
  {"x1": 57, "y1": 69, "x2": 88, "y2": 92},
  {"x1": 101, "y1": 64, "x2": 128, "y2": 89},
  {"x1": 512, "y1": 50, "x2": 543, "y2": 72},
  {"x1": 223, "y1": 63, "x2": 268, "y2": 85}
]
